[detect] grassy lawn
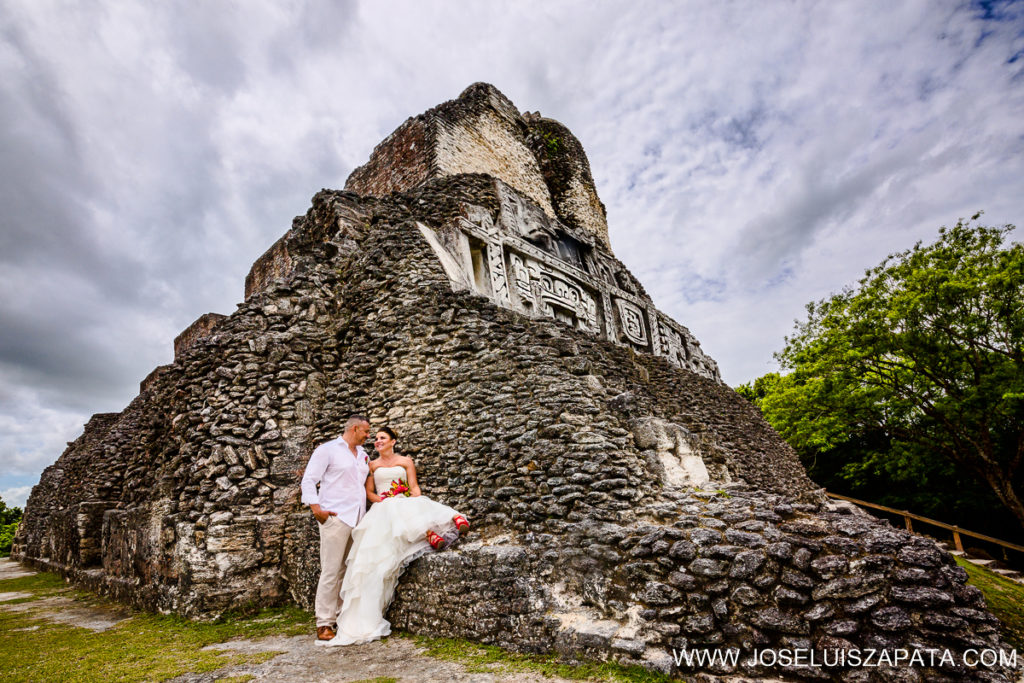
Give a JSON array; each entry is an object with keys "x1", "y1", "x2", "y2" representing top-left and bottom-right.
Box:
[
  {"x1": 0, "y1": 571, "x2": 307, "y2": 683},
  {"x1": 4, "y1": 560, "x2": 1020, "y2": 682},
  {"x1": 956, "y1": 556, "x2": 1024, "y2": 651},
  {"x1": 1, "y1": 568, "x2": 670, "y2": 682}
]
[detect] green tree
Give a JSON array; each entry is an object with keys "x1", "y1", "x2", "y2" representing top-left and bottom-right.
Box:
[
  {"x1": 0, "y1": 495, "x2": 22, "y2": 557},
  {"x1": 762, "y1": 216, "x2": 1024, "y2": 531},
  {"x1": 740, "y1": 369, "x2": 1016, "y2": 538}
]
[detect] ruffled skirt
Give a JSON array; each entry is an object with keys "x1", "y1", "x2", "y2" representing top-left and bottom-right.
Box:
[{"x1": 321, "y1": 495, "x2": 461, "y2": 646}]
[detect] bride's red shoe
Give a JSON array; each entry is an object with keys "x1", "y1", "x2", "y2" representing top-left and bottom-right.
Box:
[
  {"x1": 426, "y1": 530, "x2": 445, "y2": 550},
  {"x1": 452, "y1": 514, "x2": 469, "y2": 532}
]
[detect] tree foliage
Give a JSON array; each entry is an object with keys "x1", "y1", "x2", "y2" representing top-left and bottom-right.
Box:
[
  {"x1": 0, "y1": 495, "x2": 22, "y2": 556},
  {"x1": 747, "y1": 216, "x2": 1024, "y2": 534}
]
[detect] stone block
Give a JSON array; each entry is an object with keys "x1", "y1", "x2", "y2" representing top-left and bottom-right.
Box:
[{"x1": 174, "y1": 313, "x2": 227, "y2": 361}]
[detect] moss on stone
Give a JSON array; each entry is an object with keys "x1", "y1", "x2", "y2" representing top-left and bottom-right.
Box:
[
  {"x1": 957, "y1": 556, "x2": 1024, "y2": 650},
  {"x1": 542, "y1": 130, "x2": 562, "y2": 158}
]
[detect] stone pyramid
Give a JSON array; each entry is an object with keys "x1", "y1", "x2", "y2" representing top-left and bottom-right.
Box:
[{"x1": 14, "y1": 84, "x2": 1015, "y2": 680}]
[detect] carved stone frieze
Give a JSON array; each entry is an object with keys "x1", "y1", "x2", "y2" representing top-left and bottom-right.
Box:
[
  {"x1": 462, "y1": 204, "x2": 496, "y2": 235},
  {"x1": 417, "y1": 192, "x2": 721, "y2": 382},
  {"x1": 486, "y1": 241, "x2": 511, "y2": 307},
  {"x1": 613, "y1": 298, "x2": 648, "y2": 347},
  {"x1": 658, "y1": 319, "x2": 690, "y2": 367},
  {"x1": 497, "y1": 181, "x2": 558, "y2": 245},
  {"x1": 508, "y1": 250, "x2": 599, "y2": 333}
]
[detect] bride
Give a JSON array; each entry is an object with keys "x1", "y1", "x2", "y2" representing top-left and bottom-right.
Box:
[{"x1": 322, "y1": 426, "x2": 468, "y2": 646}]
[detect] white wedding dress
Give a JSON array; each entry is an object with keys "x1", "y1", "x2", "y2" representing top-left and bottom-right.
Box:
[{"x1": 322, "y1": 464, "x2": 462, "y2": 646}]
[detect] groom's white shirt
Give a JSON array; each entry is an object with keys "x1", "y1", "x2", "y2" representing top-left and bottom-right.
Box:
[{"x1": 300, "y1": 437, "x2": 370, "y2": 527}]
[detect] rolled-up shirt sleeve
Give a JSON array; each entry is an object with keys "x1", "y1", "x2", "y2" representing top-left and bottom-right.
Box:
[{"x1": 300, "y1": 445, "x2": 328, "y2": 505}]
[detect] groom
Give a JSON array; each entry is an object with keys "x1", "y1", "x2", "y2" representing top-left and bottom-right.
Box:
[{"x1": 300, "y1": 414, "x2": 372, "y2": 641}]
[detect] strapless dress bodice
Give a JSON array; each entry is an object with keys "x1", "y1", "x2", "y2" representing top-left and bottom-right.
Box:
[{"x1": 373, "y1": 465, "x2": 408, "y2": 496}]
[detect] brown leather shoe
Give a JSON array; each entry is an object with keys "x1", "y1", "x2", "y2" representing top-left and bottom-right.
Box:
[{"x1": 317, "y1": 625, "x2": 336, "y2": 641}]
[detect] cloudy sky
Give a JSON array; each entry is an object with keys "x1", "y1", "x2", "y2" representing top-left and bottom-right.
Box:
[{"x1": 2, "y1": 0, "x2": 1023, "y2": 508}]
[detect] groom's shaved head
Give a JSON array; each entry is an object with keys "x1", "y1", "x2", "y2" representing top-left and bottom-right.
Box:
[{"x1": 344, "y1": 415, "x2": 369, "y2": 431}]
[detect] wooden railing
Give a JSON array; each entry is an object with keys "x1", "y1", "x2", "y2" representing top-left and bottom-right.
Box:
[{"x1": 826, "y1": 492, "x2": 1024, "y2": 560}]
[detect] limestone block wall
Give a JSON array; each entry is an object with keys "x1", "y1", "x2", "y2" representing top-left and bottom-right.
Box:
[
  {"x1": 244, "y1": 235, "x2": 294, "y2": 301},
  {"x1": 12, "y1": 412, "x2": 119, "y2": 566},
  {"x1": 342, "y1": 116, "x2": 432, "y2": 202},
  {"x1": 393, "y1": 493, "x2": 1013, "y2": 681},
  {"x1": 345, "y1": 83, "x2": 614, "y2": 250},
  {"x1": 524, "y1": 114, "x2": 611, "y2": 250},
  {"x1": 174, "y1": 313, "x2": 228, "y2": 361},
  {"x1": 431, "y1": 85, "x2": 555, "y2": 221},
  {"x1": 140, "y1": 364, "x2": 173, "y2": 394}
]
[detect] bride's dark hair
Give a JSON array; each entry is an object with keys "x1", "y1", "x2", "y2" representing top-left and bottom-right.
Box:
[{"x1": 377, "y1": 426, "x2": 398, "y2": 441}]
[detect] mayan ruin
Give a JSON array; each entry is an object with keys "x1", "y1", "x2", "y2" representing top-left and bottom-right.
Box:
[{"x1": 12, "y1": 83, "x2": 1017, "y2": 681}]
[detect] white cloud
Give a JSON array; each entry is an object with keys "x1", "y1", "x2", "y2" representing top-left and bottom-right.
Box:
[
  {"x1": 1, "y1": 486, "x2": 33, "y2": 510},
  {"x1": 0, "y1": 381, "x2": 85, "y2": 478},
  {"x1": 0, "y1": 0, "x2": 1021, "y2": 492}
]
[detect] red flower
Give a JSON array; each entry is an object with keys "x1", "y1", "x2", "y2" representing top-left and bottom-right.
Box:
[{"x1": 381, "y1": 479, "x2": 410, "y2": 499}]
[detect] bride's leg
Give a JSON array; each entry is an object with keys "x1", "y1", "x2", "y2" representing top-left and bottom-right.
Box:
[{"x1": 426, "y1": 530, "x2": 445, "y2": 549}]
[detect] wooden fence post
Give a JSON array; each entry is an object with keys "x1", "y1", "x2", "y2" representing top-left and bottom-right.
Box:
[{"x1": 825, "y1": 491, "x2": 1023, "y2": 562}]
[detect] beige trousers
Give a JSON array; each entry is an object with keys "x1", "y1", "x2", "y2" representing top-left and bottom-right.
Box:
[{"x1": 315, "y1": 515, "x2": 354, "y2": 627}]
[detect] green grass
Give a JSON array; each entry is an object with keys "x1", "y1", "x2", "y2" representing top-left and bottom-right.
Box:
[
  {"x1": 957, "y1": 556, "x2": 1024, "y2": 651},
  {"x1": 8, "y1": 560, "x2": 1021, "y2": 683},
  {"x1": 0, "y1": 571, "x2": 308, "y2": 683},
  {"x1": 1, "y1": 567, "x2": 679, "y2": 682},
  {"x1": 410, "y1": 634, "x2": 676, "y2": 682},
  {"x1": 0, "y1": 570, "x2": 69, "y2": 595}
]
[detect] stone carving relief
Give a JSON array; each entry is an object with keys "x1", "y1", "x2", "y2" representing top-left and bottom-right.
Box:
[
  {"x1": 417, "y1": 193, "x2": 721, "y2": 383},
  {"x1": 658, "y1": 320, "x2": 690, "y2": 368},
  {"x1": 658, "y1": 317, "x2": 719, "y2": 378},
  {"x1": 462, "y1": 203, "x2": 496, "y2": 234},
  {"x1": 614, "y1": 299, "x2": 648, "y2": 347},
  {"x1": 509, "y1": 252, "x2": 598, "y2": 333},
  {"x1": 497, "y1": 182, "x2": 558, "y2": 245},
  {"x1": 485, "y1": 241, "x2": 511, "y2": 307},
  {"x1": 416, "y1": 223, "x2": 474, "y2": 292}
]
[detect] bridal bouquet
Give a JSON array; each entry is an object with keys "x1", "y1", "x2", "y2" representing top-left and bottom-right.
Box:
[{"x1": 380, "y1": 480, "x2": 410, "y2": 499}]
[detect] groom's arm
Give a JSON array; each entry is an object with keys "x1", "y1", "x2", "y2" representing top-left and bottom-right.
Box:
[
  {"x1": 308, "y1": 503, "x2": 336, "y2": 524},
  {"x1": 300, "y1": 445, "x2": 335, "y2": 524}
]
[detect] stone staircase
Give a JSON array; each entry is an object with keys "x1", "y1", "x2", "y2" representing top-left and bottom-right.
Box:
[{"x1": 938, "y1": 541, "x2": 1024, "y2": 585}]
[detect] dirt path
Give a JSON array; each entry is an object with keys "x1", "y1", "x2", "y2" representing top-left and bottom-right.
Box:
[
  {"x1": 172, "y1": 634, "x2": 567, "y2": 682},
  {"x1": 0, "y1": 558, "x2": 575, "y2": 682}
]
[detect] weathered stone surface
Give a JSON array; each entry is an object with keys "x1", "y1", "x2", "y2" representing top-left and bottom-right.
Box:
[
  {"x1": 12, "y1": 84, "x2": 1016, "y2": 682},
  {"x1": 809, "y1": 554, "x2": 848, "y2": 579},
  {"x1": 890, "y1": 585, "x2": 954, "y2": 608},
  {"x1": 871, "y1": 606, "x2": 914, "y2": 631},
  {"x1": 173, "y1": 313, "x2": 227, "y2": 362},
  {"x1": 729, "y1": 550, "x2": 765, "y2": 579}
]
